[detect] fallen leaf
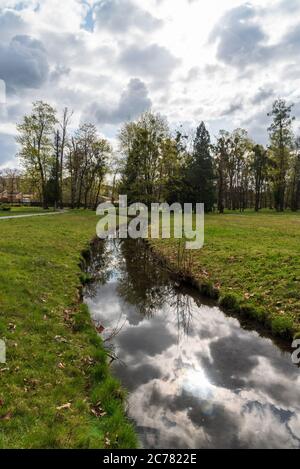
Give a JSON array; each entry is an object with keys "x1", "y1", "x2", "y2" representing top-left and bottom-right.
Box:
[
  {"x1": 95, "y1": 324, "x2": 105, "y2": 334},
  {"x1": 58, "y1": 362, "x2": 65, "y2": 369},
  {"x1": 56, "y1": 403, "x2": 71, "y2": 411},
  {"x1": 0, "y1": 412, "x2": 12, "y2": 421}
]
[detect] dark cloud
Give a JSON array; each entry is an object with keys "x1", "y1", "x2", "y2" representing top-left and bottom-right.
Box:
[
  {"x1": 116, "y1": 319, "x2": 175, "y2": 358},
  {"x1": 113, "y1": 362, "x2": 161, "y2": 392},
  {"x1": 88, "y1": 78, "x2": 151, "y2": 125},
  {"x1": 0, "y1": 10, "x2": 26, "y2": 40},
  {"x1": 210, "y1": 4, "x2": 269, "y2": 67},
  {"x1": 211, "y1": 4, "x2": 300, "y2": 69},
  {"x1": 251, "y1": 87, "x2": 274, "y2": 105},
  {"x1": 221, "y1": 99, "x2": 244, "y2": 116},
  {"x1": 0, "y1": 35, "x2": 49, "y2": 92},
  {"x1": 0, "y1": 133, "x2": 17, "y2": 167},
  {"x1": 94, "y1": 0, "x2": 163, "y2": 33},
  {"x1": 119, "y1": 43, "x2": 179, "y2": 78}
]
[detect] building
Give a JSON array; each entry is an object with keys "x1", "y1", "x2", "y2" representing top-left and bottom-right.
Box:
[{"x1": 0, "y1": 191, "x2": 34, "y2": 204}]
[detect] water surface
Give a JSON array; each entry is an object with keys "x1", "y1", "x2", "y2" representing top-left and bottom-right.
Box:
[{"x1": 84, "y1": 239, "x2": 300, "y2": 449}]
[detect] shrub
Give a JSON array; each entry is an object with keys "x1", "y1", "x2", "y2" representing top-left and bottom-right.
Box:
[{"x1": 0, "y1": 204, "x2": 11, "y2": 211}]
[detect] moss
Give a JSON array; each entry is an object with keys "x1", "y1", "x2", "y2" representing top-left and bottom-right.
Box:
[
  {"x1": 239, "y1": 304, "x2": 266, "y2": 322},
  {"x1": 271, "y1": 316, "x2": 294, "y2": 338},
  {"x1": 219, "y1": 293, "x2": 241, "y2": 312}
]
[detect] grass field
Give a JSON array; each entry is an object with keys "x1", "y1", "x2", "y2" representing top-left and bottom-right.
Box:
[
  {"x1": 0, "y1": 210, "x2": 137, "y2": 449},
  {"x1": 150, "y1": 210, "x2": 300, "y2": 340},
  {"x1": 0, "y1": 208, "x2": 299, "y2": 448},
  {"x1": 0, "y1": 207, "x2": 53, "y2": 217}
]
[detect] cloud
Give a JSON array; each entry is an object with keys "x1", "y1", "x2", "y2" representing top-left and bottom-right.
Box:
[
  {"x1": 119, "y1": 43, "x2": 179, "y2": 78},
  {"x1": 251, "y1": 87, "x2": 274, "y2": 105},
  {"x1": 0, "y1": 9, "x2": 26, "y2": 40},
  {"x1": 0, "y1": 35, "x2": 49, "y2": 92},
  {"x1": 88, "y1": 78, "x2": 152, "y2": 125},
  {"x1": 210, "y1": 4, "x2": 300, "y2": 70},
  {"x1": 221, "y1": 98, "x2": 244, "y2": 116},
  {"x1": 94, "y1": 0, "x2": 163, "y2": 34},
  {"x1": 0, "y1": 133, "x2": 17, "y2": 167},
  {"x1": 210, "y1": 4, "x2": 269, "y2": 67}
]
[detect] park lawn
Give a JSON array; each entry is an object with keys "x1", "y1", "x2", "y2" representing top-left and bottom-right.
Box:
[
  {"x1": 0, "y1": 207, "x2": 52, "y2": 217},
  {"x1": 0, "y1": 210, "x2": 137, "y2": 449},
  {"x1": 149, "y1": 210, "x2": 300, "y2": 339}
]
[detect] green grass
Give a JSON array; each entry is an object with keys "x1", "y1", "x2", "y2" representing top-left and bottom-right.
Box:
[
  {"x1": 0, "y1": 206, "x2": 53, "y2": 217},
  {"x1": 149, "y1": 210, "x2": 300, "y2": 340},
  {"x1": 0, "y1": 210, "x2": 137, "y2": 449}
]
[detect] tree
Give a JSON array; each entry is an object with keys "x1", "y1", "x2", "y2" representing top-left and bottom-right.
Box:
[
  {"x1": 268, "y1": 99, "x2": 295, "y2": 211},
  {"x1": 66, "y1": 123, "x2": 110, "y2": 208},
  {"x1": 58, "y1": 108, "x2": 72, "y2": 208},
  {"x1": 214, "y1": 130, "x2": 231, "y2": 214},
  {"x1": 17, "y1": 101, "x2": 57, "y2": 208},
  {"x1": 251, "y1": 145, "x2": 269, "y2": 212},
  {"x1": 186, "y1": 122, "x2": 215, "y2": 212},
  {"x1": 290, "y1": 137, "x2": 300, "y2": 211},
  {"x1": 119, "y1": 112, "x2": 169, "y2": 205}
]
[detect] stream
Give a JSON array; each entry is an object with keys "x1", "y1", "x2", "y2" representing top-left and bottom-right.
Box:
[{"x1": 84, "y1": 238, "x2": 300, "y2": 449}]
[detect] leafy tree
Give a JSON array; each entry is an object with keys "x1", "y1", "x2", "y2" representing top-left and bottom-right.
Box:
[
  {"x1": 290, "y1": 137, "x2": 300, "y2": 211},
  {"x1": 17, "y1": 101, "x2": 57, "y2": 208},
  {"x1": 268, "y1": 99, "x2": 295, "y2": 211},
  {"x1": 251, "y1": 144, "x2": 269, "y2": 212},
  {"x1": 119, "y1": 112, "x2": 169, "y2": 205}
]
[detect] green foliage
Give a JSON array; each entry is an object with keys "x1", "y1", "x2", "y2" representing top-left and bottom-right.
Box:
[
  {"x1": 186, "y1": 122, "x2": 215, "y2": 211},
  {"x1": 219, "y1": 293, "x2": 241, "y2": 312},
  {"x1": 271, "y1": 316, "x2": 294, "y2": 338},
  {"x1": 268, "y1": 99, "x2": 295, "y2": 212},
  {"x1": 0, "y1": 204, "x2": 11, "y2": 211}
]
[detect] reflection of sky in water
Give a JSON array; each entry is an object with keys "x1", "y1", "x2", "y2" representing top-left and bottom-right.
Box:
[{"x1": 85, "y1": 240, "x2": 300, "y2": 449}]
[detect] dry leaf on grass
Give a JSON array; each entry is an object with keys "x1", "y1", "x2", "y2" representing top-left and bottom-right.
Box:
[{"x1": 56, "y1": 403, "x2": 71, "y2": 411}]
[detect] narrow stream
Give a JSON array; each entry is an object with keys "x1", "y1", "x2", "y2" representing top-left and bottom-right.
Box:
[{"x1": 84, "y1": 238, "x2": 300, "y2": 449}]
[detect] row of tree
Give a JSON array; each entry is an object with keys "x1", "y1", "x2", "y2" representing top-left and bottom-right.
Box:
[
  {"x1": 14, "y1": 98, "x2": 300, "y2": 212},
  {"x1": 118, "y1": 99, "x2": 300, "y2": 212},
  {"x1": 16, "y1": 101, "x2": 111, "y2": 209}
]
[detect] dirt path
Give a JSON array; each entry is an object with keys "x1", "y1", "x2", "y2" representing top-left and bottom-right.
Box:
[{"x1": 0, "y1": 211, "x2": 67, "y2": 220}]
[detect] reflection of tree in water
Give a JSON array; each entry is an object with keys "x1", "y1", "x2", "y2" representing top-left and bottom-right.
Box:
[
  {"x1": 117, "y1": 239, "x2": 195, "y2": 337},
  {"x1": 170, "y1": 289, "x2": 194, "y2": 338},
  {"x1": 86, "y1": 237, "x2": 196, "y2": 337},
  {"x1": 117, "y1": 239, "x2": 172, "y2": 318},
  {"x1": 84, "y1": 237, "x2": 120, "y2": 297}
]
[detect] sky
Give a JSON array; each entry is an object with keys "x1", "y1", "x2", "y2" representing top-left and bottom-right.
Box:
[{"x1": 0, "y1": 0, "x2": 300, "y2": 168}]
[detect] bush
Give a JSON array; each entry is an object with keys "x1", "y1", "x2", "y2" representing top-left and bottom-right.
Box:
[{"x1": 0, "y1": 204, "x2": 11, "y2": 212}]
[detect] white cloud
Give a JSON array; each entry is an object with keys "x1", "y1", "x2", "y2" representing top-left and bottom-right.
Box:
[{"x1": 0, "y1": 0, "x2": 300, "y2": 167}]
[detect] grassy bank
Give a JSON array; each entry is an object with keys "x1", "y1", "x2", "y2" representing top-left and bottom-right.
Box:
[
  {"x1": 149, "y1": 210, "x2": 300, "y2": 340},
  {"x1": 0, "y1": 210, "x2": 137, "y2": 448}
]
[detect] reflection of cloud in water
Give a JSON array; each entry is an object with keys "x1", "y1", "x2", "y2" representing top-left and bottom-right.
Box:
[{"x1": 84, "y1": 239, "x2": 300, "y2": 449}]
